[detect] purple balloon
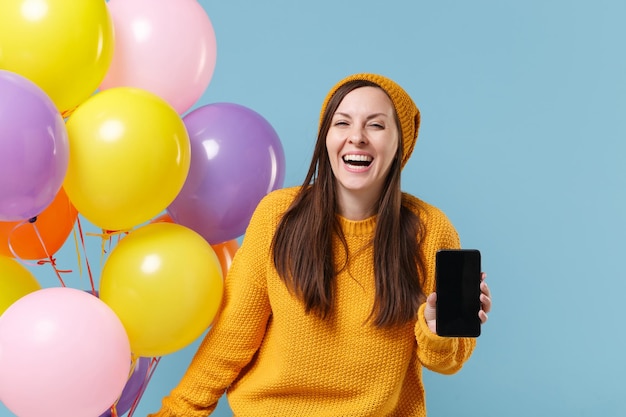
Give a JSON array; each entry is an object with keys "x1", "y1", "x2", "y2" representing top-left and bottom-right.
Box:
[
  {"x1": 99, "y1": 356, "x2": 151, "y2": 417},
  {"x1": 0, "y1": 70, "x2": 69, "y2": 221},
  {"x1": 167, "y1": 103, "x2": 285, "y2": 244}
]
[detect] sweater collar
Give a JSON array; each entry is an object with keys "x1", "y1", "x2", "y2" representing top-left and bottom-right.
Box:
[{"x1": 335, "y1": 214, "x2": 377, "y2": 237}]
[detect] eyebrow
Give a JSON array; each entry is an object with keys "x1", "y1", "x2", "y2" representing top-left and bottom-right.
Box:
[{"x1": 333, "y1": 112, "x2": 390, "y2": 119}]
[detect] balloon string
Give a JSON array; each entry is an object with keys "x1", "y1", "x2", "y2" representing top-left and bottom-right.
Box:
[
  {"x1": 61, "y1": 105, "x2": 77, "y2": 119},
  {"x1": 129, "y1": 355, "x2": 141, "y2": 386},
  {"x1": 6, "y1": 220, "x2": 27, "y2": 262},
  {"x1": 31, "y1": 219, "x2": 73, "y2": 287},
  {"x1": 85, "y1": 229, "x2": 130, "y2": 269},
  {"x1": 106, "y1": 355, "x2": 139, "y2": 417},
  {"x1": 127, "y1": 357, "x2": 161, "y2": 417},
  {"x1": 72, "y1": 226, "x2": 84, "y2": 278},
  {"x1": 7, "y1": 218, "x2": 70, "y2": 287},
  {"x1": 75, "y1": 217, "x2": 97, "y2": 295}
]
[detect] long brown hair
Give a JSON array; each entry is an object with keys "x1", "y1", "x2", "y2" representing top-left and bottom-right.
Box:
[{"x1": 272, "y1": 80, "x2": 426, "y2": 327}]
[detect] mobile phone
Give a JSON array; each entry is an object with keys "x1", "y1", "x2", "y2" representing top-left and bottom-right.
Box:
[{"x1": 435, "y1": 249, "x2": 482, "y2": 337}]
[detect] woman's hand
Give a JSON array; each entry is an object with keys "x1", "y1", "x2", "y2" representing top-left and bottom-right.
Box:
[
  {"x1": 424, "y1": 272, "x2": 492, "y2": 334},
  {"x1": 478, "y1": 273, "x2": 491, "y2": 323}
]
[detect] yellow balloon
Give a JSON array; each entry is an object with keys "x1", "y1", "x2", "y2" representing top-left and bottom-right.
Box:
[
  {"x1": 0, "y1": 256, "x2": 41, "y2": 316},
  {"x1": 63, "y1": 87, "x2": 191, "y2": 231},
  {"x1": 99, "y1": 222, "x2": 224, "y2": 357},
  {"x1": 0, "y1": 0, "x2": 114, "y2": 116}
]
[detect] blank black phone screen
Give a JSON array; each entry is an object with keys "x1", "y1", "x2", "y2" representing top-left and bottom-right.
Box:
[{"x1": 435, "y1": 249, "x2": 481, "y2": 337}]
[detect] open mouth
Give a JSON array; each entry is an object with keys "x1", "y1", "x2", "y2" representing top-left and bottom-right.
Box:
[{"x1": 342, "y1": 154, "x2": 372, "y2": 167}]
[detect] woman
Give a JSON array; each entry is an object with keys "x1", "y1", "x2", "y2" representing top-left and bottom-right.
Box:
[{"x1": 149, "y1": 73, "x2": 492, "y2": 416}]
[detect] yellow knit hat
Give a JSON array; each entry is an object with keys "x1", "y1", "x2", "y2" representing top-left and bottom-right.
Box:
[{"x1": 320, "y1": 73, "x2": 420, "y2": 169}]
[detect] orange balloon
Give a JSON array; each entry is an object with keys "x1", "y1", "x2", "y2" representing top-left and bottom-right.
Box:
[
  {"x1": 211, "y1": 239, "x2": 239, "y2": 276},
  {"x1": 0, "y1": 188, "x2": 78, "y2": 260},
  {"x1": 151, "y1": 213, "x2": 173, "y2": 224}
]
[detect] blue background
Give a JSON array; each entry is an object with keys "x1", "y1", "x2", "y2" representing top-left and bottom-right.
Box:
[{"x1": 2, "y1": 0, "x2": 626, "y2": 415}]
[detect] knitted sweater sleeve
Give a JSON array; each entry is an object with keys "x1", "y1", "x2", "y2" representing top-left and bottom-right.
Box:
[
  {"x1": 410, "y1": 197, "x2": 477, "y2": 375},
  {"x1": 147, "y1": 192, "x2": 279, "y2": 417}
]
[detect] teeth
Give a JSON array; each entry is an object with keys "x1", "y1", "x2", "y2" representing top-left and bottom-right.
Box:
[{"x1": 343, "y1": 154, "x2": 372, "y2": 162}]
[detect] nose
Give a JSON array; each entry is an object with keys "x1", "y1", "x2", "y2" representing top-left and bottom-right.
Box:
[{"x1": 348, "y1": 126, "x2": 367, "y2": 144}]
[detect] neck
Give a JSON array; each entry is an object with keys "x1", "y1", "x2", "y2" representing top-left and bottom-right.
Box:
[{"x1": 336, "y1": 190, "x2": 379, "y2": 220}]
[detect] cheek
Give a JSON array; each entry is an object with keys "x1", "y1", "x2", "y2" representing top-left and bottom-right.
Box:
[
  {"x1": 379, "y1": 137, "x2": 399, "y2": 159},
  {"x1": 389, "y1": 136, "x2": 401, "y2": 160},
  {"x1": 376, "y1": 140, "x2": 400, "y2": 172},
  {"x1": 325, "y1": 134, "x2": 340, "y2": 156}
]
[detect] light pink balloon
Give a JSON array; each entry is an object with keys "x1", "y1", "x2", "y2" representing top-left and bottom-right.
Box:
[
  {"x1": 0, "y1": 287, "x2": 131, "y2": 417},
  {"x1": 101, "y1": 0, "x2": 217, "y2": 114}
]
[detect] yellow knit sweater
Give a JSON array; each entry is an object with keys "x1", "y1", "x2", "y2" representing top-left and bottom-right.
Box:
[{"x1": 149, "y1": 187, "x2": 476, "y2": 417}]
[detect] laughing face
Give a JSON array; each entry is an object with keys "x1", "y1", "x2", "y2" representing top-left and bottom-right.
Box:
[{"x1": 326, "y1": 86, "x2": 399, "y2": 215}]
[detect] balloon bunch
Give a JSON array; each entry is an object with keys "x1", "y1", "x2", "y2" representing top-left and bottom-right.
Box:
[{"x1": 0, "y1": 1, "x2": 286, "y2": 416}]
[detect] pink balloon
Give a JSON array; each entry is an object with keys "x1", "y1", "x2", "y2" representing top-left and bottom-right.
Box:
[
  {"x1": 0, "y1": 288, "x2": 131, "y2": 417},
  {"x1": 101, "y1": 0, "x2": 217, "y2": 114}
]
